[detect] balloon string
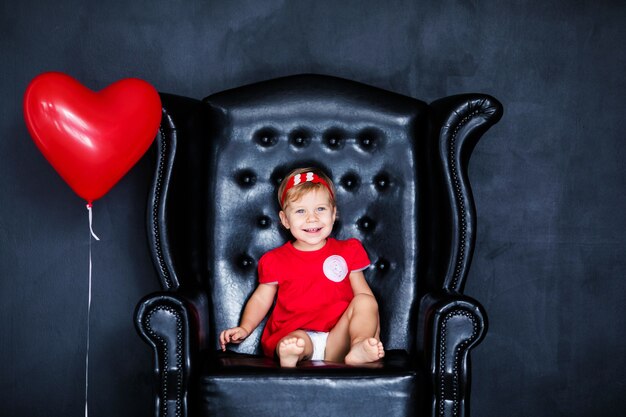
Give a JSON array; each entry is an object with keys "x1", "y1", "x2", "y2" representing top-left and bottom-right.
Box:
[
  {"x1": 87, "y1": 203, "x2": 100, "y2": 241},
  {"x1": 85, "y1": 204, "x2": 98, "y2": 417}
]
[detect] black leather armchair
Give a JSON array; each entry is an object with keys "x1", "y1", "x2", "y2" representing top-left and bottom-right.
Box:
[{"x1": 135, "y1": 74, "x2": 502, "y2": 417}]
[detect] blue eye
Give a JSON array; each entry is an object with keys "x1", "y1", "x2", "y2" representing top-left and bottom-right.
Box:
[
  {"x1": 317, "y1": 207, "x2": 326, "y2": 212},
  {"x1": 295, "y1": 209, "x2": 305, "y2": 214}
]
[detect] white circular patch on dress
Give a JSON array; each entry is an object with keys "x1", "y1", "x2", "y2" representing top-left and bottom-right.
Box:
[{"x1": 323, "y1": 255, "x2": 349, "y2": 282}]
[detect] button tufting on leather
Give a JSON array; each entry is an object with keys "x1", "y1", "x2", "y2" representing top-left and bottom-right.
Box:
[
  {"x1": 289, "y1": 129, "x2": 311, "y2": 148},
  {"x1": 375, "y1": 259, "x2": 390, "y2": 272},
  {"x1": 340, "y1": 173, "x2": 360, "y2": 191},
  {"x1": 257, "y1": 215, "x2": 272, "y2": 229},
  {"x1": 254, "y1": 128, "x2": 279, "y2": 148},
  {"x1": 356, "y1": 216, "x2": 376, "y2": 232},
  {"x1": 374, "y1": 172, "x2": 391, "y2": 191},
  {"x1": 237, "y1": 254, "x2": 255, "y2": 270},
  {"x1": 236, "y1": 170, "x2": 257, "y2": 187},
  {"x1": 323, "y1": 129, "x2": 346, "y2": 150},
  {"x1": 357, "y1": 128, "x2": 382, "y2": 151},
  {"x1": 270, "y1": 169, "x2": 287, "y2": 187}
]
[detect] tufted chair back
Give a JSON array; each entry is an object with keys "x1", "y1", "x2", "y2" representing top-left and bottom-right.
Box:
[{"x1": 153, "y1": 75, "x2": 431, "y2": 354}]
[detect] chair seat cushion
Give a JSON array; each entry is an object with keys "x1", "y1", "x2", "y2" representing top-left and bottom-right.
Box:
[{"x1": 197, "y1": 350, "x2": 424, "y2": 417}]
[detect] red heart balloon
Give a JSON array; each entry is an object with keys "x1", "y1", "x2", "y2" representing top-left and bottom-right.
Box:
[{"x1": 23, "y1": 72, "x2": 162, "y2": 204}]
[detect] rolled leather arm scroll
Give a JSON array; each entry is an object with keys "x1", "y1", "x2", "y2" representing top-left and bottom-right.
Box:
[
  {"x1": 135, "y1": 290, "x2": 210, "y2": 417},
  {"x1": 419, "y1": 290, "x2": 488, "y2": 417}
]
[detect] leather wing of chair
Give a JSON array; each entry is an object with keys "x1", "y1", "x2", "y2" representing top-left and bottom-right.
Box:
[{"x1": 135, "y1": 74, "x2": 502, "y2": 417}]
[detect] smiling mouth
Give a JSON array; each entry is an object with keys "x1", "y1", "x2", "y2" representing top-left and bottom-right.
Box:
[{"x1": 303, "y1": 227, "x2": 323, "y2": 233}]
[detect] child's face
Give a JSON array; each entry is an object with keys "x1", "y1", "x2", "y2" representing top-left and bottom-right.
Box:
[{"x1": 279, "y1": 188, "x2": 336, "y2": 251}]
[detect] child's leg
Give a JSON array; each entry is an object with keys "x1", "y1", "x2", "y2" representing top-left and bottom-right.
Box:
[
  {"x1": 276, "y1": 330, "x2": 313, "y2": 367},
  {"x1": 325, "y1": 293, "x2": 385, "y2": 364}
]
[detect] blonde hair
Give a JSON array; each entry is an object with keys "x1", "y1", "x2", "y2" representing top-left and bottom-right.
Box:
[{"x1": 278, "y1": 167, "x2": 336, "y2": 210}]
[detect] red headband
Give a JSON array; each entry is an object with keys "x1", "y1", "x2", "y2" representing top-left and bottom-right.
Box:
[{"x1": 280, "y1": 172, "x2": 334, "y2": 206}]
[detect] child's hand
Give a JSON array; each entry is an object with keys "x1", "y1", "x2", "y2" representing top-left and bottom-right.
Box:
[{"x1": 219, "y1": 327, "x2": 250, "y2": 351}]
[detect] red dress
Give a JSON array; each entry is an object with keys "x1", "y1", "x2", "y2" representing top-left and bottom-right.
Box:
[{"x1": 258, "y1": 238, "x2": 371, "y2": 357}]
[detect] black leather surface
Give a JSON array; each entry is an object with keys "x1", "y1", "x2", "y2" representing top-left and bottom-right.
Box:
[
  {"x1": 136, "y1": 74, "x2": 502, "y2": 417},
  {"x1": 199, "y1": 350, "x2": 421, "y2": 417}
]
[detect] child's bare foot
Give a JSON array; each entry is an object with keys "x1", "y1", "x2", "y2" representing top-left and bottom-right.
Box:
[
  {"x1": 278, "y1": 337, "x2": 305, "y2": 367},
  {"x1": 345, "y1": 337, "x2": 385, "y2": 365}
]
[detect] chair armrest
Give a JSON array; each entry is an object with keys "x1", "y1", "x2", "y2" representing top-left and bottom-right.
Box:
[
  {"x1": 417, "y1": 290, "x2": 488, "y2": 417},
  {"x1": 135, "y1": 289, "x2": 211, "y2": 417}
]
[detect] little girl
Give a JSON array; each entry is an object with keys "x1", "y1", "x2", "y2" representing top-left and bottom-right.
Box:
[{"x1": 220, "y1": 167, "x2": 384, "y2": 367}]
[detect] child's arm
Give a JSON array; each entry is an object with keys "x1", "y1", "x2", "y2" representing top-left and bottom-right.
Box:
[
  {"x1": 348, "y1": 270, "x2": 375, "y2": 297},
  {"x1": 219, "y1": 283, "x2": 277, "y2": 351}
]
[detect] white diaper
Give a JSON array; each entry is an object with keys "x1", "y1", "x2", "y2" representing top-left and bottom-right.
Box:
[{"x1": 305, "y1": 331, "x2": 329, "y2": 361}]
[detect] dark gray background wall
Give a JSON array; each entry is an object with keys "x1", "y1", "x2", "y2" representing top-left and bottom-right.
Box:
[{"x1": 1, "y1": 1, "x2": 624, "y2": 416}]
